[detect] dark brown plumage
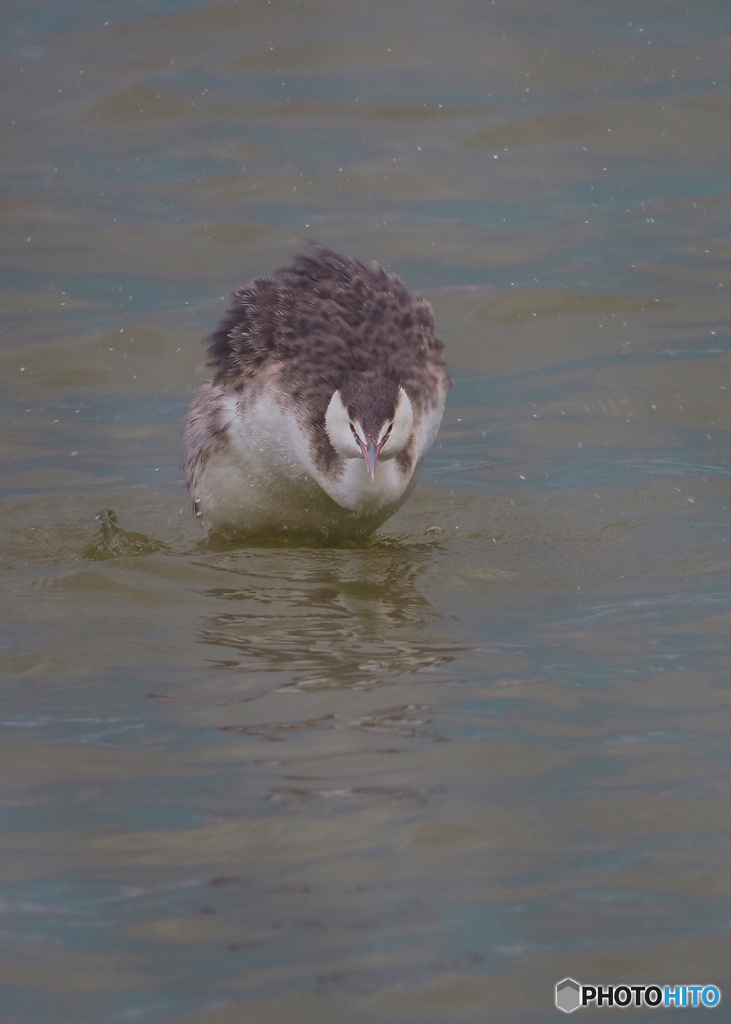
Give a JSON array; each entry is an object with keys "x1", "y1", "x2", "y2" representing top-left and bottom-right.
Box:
[
  {"x1": 202, "y1": 245, "x2": 449, "y2": 470},
  {"x1": 183, "y1": 245, "x2": 450, "y2": 538}
]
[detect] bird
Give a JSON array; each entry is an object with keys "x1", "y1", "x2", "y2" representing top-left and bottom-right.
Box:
[{"x1": 182, "y1": 246, "x2": 450, "y2": 540}]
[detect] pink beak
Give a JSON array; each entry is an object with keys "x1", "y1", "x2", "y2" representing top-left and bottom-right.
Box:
[
  {"x1": 359, "y1": 440, "x2": 378, "y2": 480},
  {"x1": 358, "y1": 439, "x2": 386, "y2": 480}
]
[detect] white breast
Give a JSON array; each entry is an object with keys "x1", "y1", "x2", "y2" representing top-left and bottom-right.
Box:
[{"x1": 190, "y1": 384, "x2": 435, "y2": 538}]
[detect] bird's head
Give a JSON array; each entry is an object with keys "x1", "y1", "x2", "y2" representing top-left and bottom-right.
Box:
[{"x1": 324, "y1": 371, "x2": 414, "y2": 479}]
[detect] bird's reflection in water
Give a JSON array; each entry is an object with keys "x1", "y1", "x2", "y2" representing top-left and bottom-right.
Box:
[{"x1": 195, "y1": 542, "x2": 462, "y2": 692}]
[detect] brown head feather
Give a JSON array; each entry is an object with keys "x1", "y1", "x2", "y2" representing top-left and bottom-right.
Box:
[
  {"x1": 201, "y1": 245, "x2": 450, "y2": 469},
  {"x1": 338, "y1": 370, "x2": 400, "y2": 439}
]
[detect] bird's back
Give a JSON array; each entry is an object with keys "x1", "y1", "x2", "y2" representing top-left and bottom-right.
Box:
[{"x1": 205, "y1": 247, "x2": 446, "y2": 408}]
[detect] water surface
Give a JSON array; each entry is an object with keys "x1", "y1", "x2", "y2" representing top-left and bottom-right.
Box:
[{"x1": 2, "y1": 1, "x2": 731, "y2": 1021}]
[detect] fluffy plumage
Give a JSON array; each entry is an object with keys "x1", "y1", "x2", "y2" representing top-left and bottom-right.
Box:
[{"x1": 183, "y1": 246, "x2": 450, "y2": 539}]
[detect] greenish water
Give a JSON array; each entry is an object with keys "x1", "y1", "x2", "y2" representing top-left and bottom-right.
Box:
[{"x1": 2, "y1": 2, "x2": 731, "y2": 1021}]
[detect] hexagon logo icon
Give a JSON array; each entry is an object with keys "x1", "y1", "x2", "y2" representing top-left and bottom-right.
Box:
[{"x1": 556, "y1": 978, "x2": 581, "y2": 1013}]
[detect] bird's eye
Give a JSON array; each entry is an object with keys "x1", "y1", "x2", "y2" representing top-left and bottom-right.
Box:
[
  {"x1": 349, "y1": 422, "x2": 357, "y2": 436},
  {"x1": 385, "y1": 423, "x2": 393, "y2": 437}
]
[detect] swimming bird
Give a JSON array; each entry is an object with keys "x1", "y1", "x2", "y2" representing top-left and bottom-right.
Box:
[{"x1": 182, "y1": 246, "x2": 450, "y2": 539}]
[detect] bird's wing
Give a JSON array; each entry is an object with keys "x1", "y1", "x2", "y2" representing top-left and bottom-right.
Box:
[{"x1": 203, "y1": 276, "x2": 283, "y2": 389}]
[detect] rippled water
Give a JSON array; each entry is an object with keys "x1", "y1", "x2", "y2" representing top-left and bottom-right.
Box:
[{"x1": 2, "y1": 1, "x2": 731, "y2": 1021}]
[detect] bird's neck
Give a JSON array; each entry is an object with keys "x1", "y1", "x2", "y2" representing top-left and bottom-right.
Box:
[{"x1": 312, "y1": 454, "x2": 413, "y2": 514}]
